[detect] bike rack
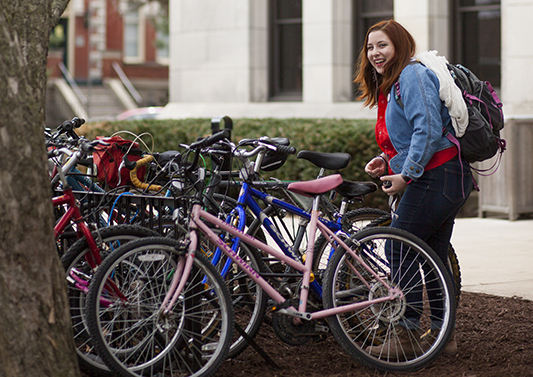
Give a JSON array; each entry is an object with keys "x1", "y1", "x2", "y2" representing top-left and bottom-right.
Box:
[
  {"x1": 73, "y1": 189, "x2": 282, "y2": 368},
  {"x1": 73, "y1": 190, "x2": 181, "y2": 234}
]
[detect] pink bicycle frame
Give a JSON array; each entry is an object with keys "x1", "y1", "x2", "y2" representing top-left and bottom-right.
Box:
[{"x1": 159, "y1": 201, "x2": 403, "y2": 320}]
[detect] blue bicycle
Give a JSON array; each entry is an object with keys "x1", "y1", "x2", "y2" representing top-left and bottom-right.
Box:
[{"x1": 194, "y1": 136, "x2": 386, "y2": 355}]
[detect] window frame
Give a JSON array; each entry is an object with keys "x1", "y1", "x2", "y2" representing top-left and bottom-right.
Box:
[
  {"x1": 352, "y1": 0, "x2": 393, "y2": 100},
  {"x1": 452, "y1": 0, "x2": 501, "y2": 88},
  {"x1": 123, "y1": 4, "x2": 146, "y2": 64},
  {"x1": 155, "y1": 27, "x2": 169, "y2": 66},
  {"x1": 268, "y1": 0, "x2": 303, "y2": 101}
]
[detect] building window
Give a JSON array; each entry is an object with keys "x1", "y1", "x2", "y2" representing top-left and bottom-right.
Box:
[
  {"x1": 123, "y1": 5, "x2": 145, "y2": 63},
  {"x1": 156, "y1": 29, "x2": 169, "y2": 63},
  {"x1": 146, "y1": 0, "x2": 169, "y2": 65},
  {"x1": 269, "y1": 0, "x2": 302, "y2": 101},
  {"x1": 453, "y1": 0, "x2": 501, "y2": 87},
  {"x1": 353, "y1": 0, "x2": 393, "y2": 99}
]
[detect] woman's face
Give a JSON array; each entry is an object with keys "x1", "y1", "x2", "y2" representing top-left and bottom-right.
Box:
[{"x1": 367, "y1": 30, "x2": 395, "y2": 75}]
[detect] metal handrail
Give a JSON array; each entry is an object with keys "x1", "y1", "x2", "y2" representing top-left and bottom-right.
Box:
[
  {"x1": 112, "y1": 62, "x2": 143, "y2": 105},
  {"x1": 58, "y1": 61, "x2": 87, "y2": 105}
]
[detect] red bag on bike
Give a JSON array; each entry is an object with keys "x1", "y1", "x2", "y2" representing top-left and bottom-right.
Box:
[{"x1": 93, "y1": 136, "x2": 146, "y2": 188}]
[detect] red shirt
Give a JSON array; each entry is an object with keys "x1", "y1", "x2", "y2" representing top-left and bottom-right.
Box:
[
  {"x1": 375, "y1": 92, "x2": 397, "y2": 160},
  {"x1": 375, "y1": 91, "x2": 457, "y2": 173}
]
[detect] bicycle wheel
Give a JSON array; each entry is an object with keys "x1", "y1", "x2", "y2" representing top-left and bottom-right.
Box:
[
  {"x1": 313, "y1": 208, "x2": 389, "y2": 281},
  {"x1": 322, "y1": 227, "x2": 455, "y2": 372},
  {"x1": 362, "y1": 215, "x2": 463, "y2": 305},
  {"x1": 61, "y1": 224, "x2": 159, "y2": 377},
  {"x1": 85, "y1": 236, "x2": 234, "y2": 377}
]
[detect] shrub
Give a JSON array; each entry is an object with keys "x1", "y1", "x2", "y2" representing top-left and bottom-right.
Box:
[{"x1": 82, "y1": 117, "x2": 387, "y2": 210}]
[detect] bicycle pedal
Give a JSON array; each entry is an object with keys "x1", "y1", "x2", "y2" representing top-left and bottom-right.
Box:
[{"x1": 267, "y1": 300, "x2": 279, "y2": 312}]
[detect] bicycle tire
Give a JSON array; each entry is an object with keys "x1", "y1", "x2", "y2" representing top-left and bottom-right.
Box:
[
  {"x1": 322, "y1": 227, "x2": 455, "y2": 372},
  {"x1": 61, "y1": 224, "x2": 159, "y2": 377},
  {"x1": 85, "y1": 236, "x2": 234, "y2": 377},
  {"x1": 313, "y1": 208, "x2": 389, "y2": 281},
  {"x1": 446, "y1": 244, "x2": 461, "y2": 305}
]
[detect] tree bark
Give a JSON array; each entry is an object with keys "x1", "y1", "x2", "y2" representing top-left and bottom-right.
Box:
[{"x1": 0, "y1": 1, "x2": 80, "y2": 376}]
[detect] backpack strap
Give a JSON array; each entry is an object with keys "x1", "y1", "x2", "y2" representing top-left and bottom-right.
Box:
[
  {"x1": 393, "y1": 60, "x2": 421, "y2": 109},
  {"x1": 442, "y1": 127, "x2": 476, "y2": 195},
  {"x1": 442, "y1": 129, "x2": 466, "y2": 193},
  {"x1": 393, "y1": 81, "x2": 404, "y2": 109}
]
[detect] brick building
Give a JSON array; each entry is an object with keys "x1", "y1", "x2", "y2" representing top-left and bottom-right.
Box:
[{"x1": 46, "y1": 0, "x2": 169, "y2": 124}]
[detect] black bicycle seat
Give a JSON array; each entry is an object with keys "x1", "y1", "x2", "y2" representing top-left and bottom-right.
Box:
[
  {"x1": 297, "y1": 150, "x2": 351, "y2": 170},
  {"x1": 335, "y1": 180, "x2": 378, "y2": 199}
]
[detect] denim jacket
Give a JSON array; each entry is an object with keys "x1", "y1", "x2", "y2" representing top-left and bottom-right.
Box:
[{"x1": 385, "y1": 63, "x2": 455, "y2": 181}]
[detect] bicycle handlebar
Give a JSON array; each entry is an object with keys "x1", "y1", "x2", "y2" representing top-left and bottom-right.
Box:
[
  {"x1": 48, "y1": 138, "x2": 108, "y2": 188},
  {"x1": 59, "y1": 117, "x2": 85, "y2": 132},
  {"x1": 189, "y1": 129, "x2": 231, "y2": 151},
  {"x1": 48, "y1": 138, "x2": 104, "y2": 157},
  {"x1": 233, "y1": 139, "x2": 296, "y2": 159},
  {"x1": 184, "y1": 129, "x2": 231, "y2": 174},
  {"x1": 48, "y1": 147, "x2": 73, "y2": 159},
  {"x1": 121, "y1": 153, "x2": 164, "y2": 192},
  {"x1": 53, "y1": 117, "x2": 85, "y2": 140},
  {"x1": 277, "y1": 144, "x2": 297, "y2": 155},
  {"x1": 81, "y1": 139, "x2": 108, "y2": 153}
]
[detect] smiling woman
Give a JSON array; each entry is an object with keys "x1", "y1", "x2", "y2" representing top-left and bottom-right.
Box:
[
  {"x1": 353, "y1": 20, "x2": 416, "y2": 109},
  {"x1": 352, "y1": 19, "x2": 474, "y2": 359}
]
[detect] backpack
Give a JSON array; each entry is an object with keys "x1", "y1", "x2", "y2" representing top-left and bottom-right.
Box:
[
  {"x1": 92, "y1": 135, "x2": 146, "y2": 188},
  {"x1": 394, "y1": 62, "x2": 506, "y2": 174}
]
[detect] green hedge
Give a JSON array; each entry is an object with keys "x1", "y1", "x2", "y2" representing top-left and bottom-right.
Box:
[{"x1": 82, "y1": 118, "x2": 388, "y2": 210}]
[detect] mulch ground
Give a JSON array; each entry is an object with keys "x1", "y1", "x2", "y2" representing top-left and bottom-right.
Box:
[{"x1": 216, "y1": 291, "x2": 533, "y2": 377}]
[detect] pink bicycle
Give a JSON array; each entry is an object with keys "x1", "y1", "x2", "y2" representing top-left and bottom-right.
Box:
[{"x1": 85, "y1": 131, "x2": 456, "y2": 376}]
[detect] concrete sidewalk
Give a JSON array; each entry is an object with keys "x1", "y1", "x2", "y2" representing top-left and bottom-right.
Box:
[{"x1": 451, "y1": 217, "x2": 533, "y2": 301}]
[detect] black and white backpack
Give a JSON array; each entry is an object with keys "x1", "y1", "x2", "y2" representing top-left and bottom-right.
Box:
[{"x1": 394, "y1": 62, "x2": 506, "y2": 175}]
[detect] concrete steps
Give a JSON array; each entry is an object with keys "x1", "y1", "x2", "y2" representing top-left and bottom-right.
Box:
[{"x1": 79, "y1": 84, "x2": 126, "y2": 121}]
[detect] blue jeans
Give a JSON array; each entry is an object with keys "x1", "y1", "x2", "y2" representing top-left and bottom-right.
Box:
[{"x1": 388, "y1": 159, "x2": 473, "y2": 329}]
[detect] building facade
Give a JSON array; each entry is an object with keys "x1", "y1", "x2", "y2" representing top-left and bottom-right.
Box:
[
  {"x1": 163, "y1": 0, "x2": 533, "y2": 219},
  {"x1": 163, "y1": 0, "x2": 532, "y2": 119}
]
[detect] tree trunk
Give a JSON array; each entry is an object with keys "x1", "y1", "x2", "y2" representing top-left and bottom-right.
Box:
[{"x1": 0, "y1": 1, "x2": 80, "y2": 376}]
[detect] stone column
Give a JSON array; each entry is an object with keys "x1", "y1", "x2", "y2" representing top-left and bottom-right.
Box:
[
  {"x1": 394, "y1": 0, "x2": 450, "y2": 57},
  {"x1": 302, "y1": 0, "x2": 353, "y2": 103},
  {"x1": 169, "y1": 0, "x2": 266, "y2": 103},
  {"x1": 501, "y1": 0, "x2": 533, "y2": 114}
]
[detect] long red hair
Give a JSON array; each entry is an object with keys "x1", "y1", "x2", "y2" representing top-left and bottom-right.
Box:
[{"x1": 353, "y1": 20, "x2": 416, "y2": 108}]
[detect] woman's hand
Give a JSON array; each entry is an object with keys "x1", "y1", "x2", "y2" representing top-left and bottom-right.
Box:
[
  {"x1": 365, "y1": 156, "x2": 387, "y2": 178},
  {"x1": 380, "y1": 174, "x2": 407, "y2": 195}
]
